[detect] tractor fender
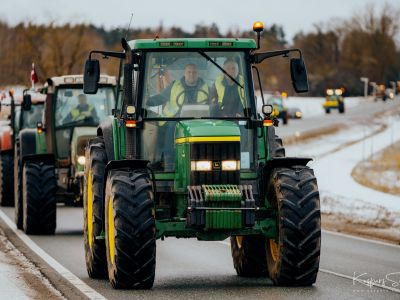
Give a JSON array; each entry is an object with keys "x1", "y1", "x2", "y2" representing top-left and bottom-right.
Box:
[
  {"x1": 102, "y1": 159, "x2": 150, "y2": 201},
  {"x1": 97, "y1": 120, "x2": 115, "y2": 161},
  {"x1": 0, "y1": 128, "x2": 12, "y2": 151},
  {"x1": 18, "y1": 128, "x2": 37, "y2": 158},
  {"x1": 264, "y1": 157, "x2": 312, "y2": 169}
]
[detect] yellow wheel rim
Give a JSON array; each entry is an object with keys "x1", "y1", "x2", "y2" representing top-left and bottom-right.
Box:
[
  {"x1": 236, "y1": 236, "x2": 243, "y2": 248},
  {"x1": 108, "y1": 197, "x2": 116, "y2": 265},
  {"x1": 269, "y1": 239, "x2": 279, "y2": 262},
  {"x1": 87, "y1": 170, "x2": 93, "y2": 251}
]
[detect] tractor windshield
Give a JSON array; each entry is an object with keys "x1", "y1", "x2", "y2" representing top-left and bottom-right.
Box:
[
  {"x1": 21, "y1": 103, "x2": 44, "y2": 128},
  {"x1": 54, "y1": 86, "x2": 116, "y2": 158},
  {"x1": 140, "y1": 51, "x2": 255, "y2": 172},
  {"x1": 142, "y1": 51, "x2": 251, "y2": 119}
]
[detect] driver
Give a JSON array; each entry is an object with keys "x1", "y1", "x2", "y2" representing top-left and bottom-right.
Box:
[
  {"x1": 147, "y1": 63, "x2": 209, "y2": 117},
  {"x1": 63, "y1": 94, "x2": 98, "y2": 124}
]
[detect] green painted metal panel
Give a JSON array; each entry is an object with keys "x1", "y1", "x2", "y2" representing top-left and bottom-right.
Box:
[
  {"x1": 129, "y1": 38, "x2": 256, "y2": 50},
  {"x1": 202, "y1": 185, "x2": 241, "y2": 202},
  {"x1": 240, "y1": 172, "x2": 258, "y2": 180},
  {"x1": 175, "y1": 120, "x2": 240, "y2": 139},
  {"x1": 112, "y1": 119, "x2": 119, "y2": 160},
  {"x1": 35, "y1": 131, "x2": 46, "y2": 154}
]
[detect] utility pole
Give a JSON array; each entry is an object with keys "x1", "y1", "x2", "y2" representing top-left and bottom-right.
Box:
[{"x1": 360, "y1": 77, "x2": 369, "y2": 98}]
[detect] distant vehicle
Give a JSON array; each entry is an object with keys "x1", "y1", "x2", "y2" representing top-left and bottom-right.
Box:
[
  {"x1": 323, "y1": 88, "x2": 345, "y2": 114},
  {"x1": 375, "y1": 84, "x2": 387, "y2": 101},
  {"x1": 287, "y1": 107, "x2": 302, "y2": 119},
  {"x1": 266, "y1": 94, "x2": 289, "y2": 124}
]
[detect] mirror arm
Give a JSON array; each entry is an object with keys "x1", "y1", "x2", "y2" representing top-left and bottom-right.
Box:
[
  {"x1": 88, "y1": 50, "x2": 126, "y2": 60},
  {"x1": 251, "y1": 66, "x2": 265, "y2": 106},
  {"x1": 252, "y1": 48, "x2": 303, "y2": 64}
]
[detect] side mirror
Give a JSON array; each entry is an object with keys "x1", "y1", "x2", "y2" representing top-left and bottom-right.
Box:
[
  {"x1": 290, "y1": 58, "x2": 309, "y2": 93},
  {"x1": 123, "y1": 63, "x2": 134, "y2": 105},
  {"x1": 83, "y1": 59, "x2": 100, "y2": 94},
  {"x1": 22, "y1": 94, "x2": 32, "y2": 111}
]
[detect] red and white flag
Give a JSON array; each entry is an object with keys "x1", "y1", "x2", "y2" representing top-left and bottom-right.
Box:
[{"x1": 31, "y1": 63, "x2": 38, "y2": 86}]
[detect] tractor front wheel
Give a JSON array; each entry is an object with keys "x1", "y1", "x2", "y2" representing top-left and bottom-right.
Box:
[
  {"x1": 0, "y1": 151, "x2": 14, "y2": 206},
  {"x1": 266, "y1": 166, "x2": 320, "y2": 286},
  {"x1": 105, "y1": 169, "x2": 156, "y2": 289},
  {"x1": 83, "y1": 138, "x2": 108, "y2": 278},
  {"x1": 231, "y1": 235, "x2": 268, "y2": 277},
  {"x1": 22, "y1": 162, "x2": 57, "y2": 234}
]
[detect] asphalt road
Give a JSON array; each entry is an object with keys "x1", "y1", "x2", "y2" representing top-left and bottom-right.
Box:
[{"x1": 1, "y1": 98, "x2": 400, "y2": 299}]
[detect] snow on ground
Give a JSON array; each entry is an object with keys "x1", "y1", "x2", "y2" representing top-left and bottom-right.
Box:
[{"x1": 286, "y1": 113, "x2": 400, "y2": 225}]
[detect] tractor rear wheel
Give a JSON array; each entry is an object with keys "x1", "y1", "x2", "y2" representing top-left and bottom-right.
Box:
[
  {"x1": 0, "y1": 151, "x2": 14, "y2": 206},
  {"x1": 230, "y1": 235, "x2": 268, "y2": 277},
  {"x1": 266, "y1": 166, "x2": 320, "y2": 286},
  {"x1": 83, "y1": 138, "x2": 108, "y2": 279},
  {"x1": 22, "y1": 162, "x2": 57, "y2": 234},
  {"x1": 105, "y1": 169, "x2": 156, "y2": 289},
  {"x1": 14, "y1": 141, "x2": 23, "y2": 229}
]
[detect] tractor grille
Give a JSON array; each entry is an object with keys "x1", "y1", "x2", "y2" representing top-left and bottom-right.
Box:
[{"x1": 190, "y1": 142, "x2": 240, "y2": 185}]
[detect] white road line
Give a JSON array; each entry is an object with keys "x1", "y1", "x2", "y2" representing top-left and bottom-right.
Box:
[
  {"x1": 322, "y1": 229, "x2": 400, "y2": 249},
  {"x1": 217, "y1": 238, "x2": 400, "y2": 294},
  {"x1": 319, "y1": 268, "x2": 400, "y2": 294},
  {"x1": 0, "y1": 210, "x2": 107, "y2": 300}
]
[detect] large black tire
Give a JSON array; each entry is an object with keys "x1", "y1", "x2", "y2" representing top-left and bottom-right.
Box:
[
  {"x1": 230, "y1": 134, "x2": 286, "y2": 277},
  {"x1": 339, "y1": 104, "x2": 345, "y2": 114},
  {"x1": 325, "y1": 108, "x2": 330, "y2": 114},
  {"x1": 83, "y1": 138, "x2": 108, "y2": 279},
  {"x1": 273, "y1": 135, "x2": 285, "y2": 158},
  {"x1": 0, "y1": 151, "x2": 14, "y2": 206},
  {"x1": 14, "y1": 141, "x2": 23, "y2": 229},
  {"x1": 266, "y1": 166, "x2": 320, "y2": 286},
  {"x1": 22, "y1": 162, "x2": 57, "y2": 235},
  {"x1": 231, "y1": 235, "x2": 268, "y2": 277},
  {"x1": 105, "y1": 169, "x2": 156, "y2": 289}
]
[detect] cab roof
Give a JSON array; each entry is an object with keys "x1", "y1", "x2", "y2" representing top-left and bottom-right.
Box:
[
  {"x1": 128, "y1": 38, "x2": 257, "y2": 50},
  {"x1": 49, "y1": 75, "x2": 117, "y2": 87}
]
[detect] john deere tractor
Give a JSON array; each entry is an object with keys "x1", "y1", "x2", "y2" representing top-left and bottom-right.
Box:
[
  {"x1": 83, "y1": 22, "x2": 321, "y2": 289},
  {"x1": 323, "y1": 88, "x2": 345, "y2": 114},
  {"x1": 14, "y1": 75, "x2": 116, "y2": 234},
  {"x1": 0, "y1": 89, "x2": 45, "y2": 206}
]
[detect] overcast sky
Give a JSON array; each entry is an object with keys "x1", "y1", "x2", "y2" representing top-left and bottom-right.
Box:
[{"x1": 0, "y1": 0, "x2": 398, "y2": 41}]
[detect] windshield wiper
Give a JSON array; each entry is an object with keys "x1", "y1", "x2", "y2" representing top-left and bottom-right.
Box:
[{"x1": 197, "y1": 51, "x2": 243, "y2": 89}]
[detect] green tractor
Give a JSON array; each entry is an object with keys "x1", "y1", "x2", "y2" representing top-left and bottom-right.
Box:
[
  {"x1": 15, "y1": 75, "x2": 117, "y2": 234},
  {"x1": 0, "y1": 89, "x2": 45, "y2": 206},
  {"x1": 83, "y1": 22, "x2": 321, "y2": 288}
]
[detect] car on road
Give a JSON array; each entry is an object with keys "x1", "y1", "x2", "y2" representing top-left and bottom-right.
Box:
[
  {"x1": 287, "y1": 106, "x2": 302, "y2": 119},
  {"x1": 323, "y1": 88, "x2": 345, "y2": 114}
]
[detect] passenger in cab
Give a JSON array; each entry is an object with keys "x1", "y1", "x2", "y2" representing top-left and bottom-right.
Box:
[{"x1": 211, "y1": 58, "x2": 245, "y2": 117}]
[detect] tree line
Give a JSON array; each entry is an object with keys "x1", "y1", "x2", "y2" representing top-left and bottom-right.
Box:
[{"x1": 0, "y1": 3, "x2": 398, "y2": 96}]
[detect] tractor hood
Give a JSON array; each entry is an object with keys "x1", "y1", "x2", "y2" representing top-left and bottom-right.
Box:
[
  {"x1": 175, "y1": 120, "x2": 240, "y2": 141},
  {"x1": 70, "y1": 126, "x2": 97, "y2": 169}
]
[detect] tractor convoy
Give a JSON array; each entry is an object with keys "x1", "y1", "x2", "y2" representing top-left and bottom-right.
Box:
[{"x1": 0, "y1": 22, "x2": 322, "y2": 290}]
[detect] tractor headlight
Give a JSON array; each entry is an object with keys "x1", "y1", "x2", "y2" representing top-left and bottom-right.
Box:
[
  {"x1": 191, "y1": 160, "x2": 212, "y2": 171},
  {"x1": 221, "y1": 160, "x2": 240, "y2": 171},
  {"x1": 77, "y1": 155, "x2": 86, "y2": 166}
]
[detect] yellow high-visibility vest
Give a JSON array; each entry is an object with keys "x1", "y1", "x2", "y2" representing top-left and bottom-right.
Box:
[
  {"x1": 70, "y1": 105, "x2": 95, "y2": 121},
  {"x1": 163, "y1": 80, "x2": 209, "y2": 117},
  {"x1": 214, "y1": 74, "x2": 245, "y2": 109}
]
